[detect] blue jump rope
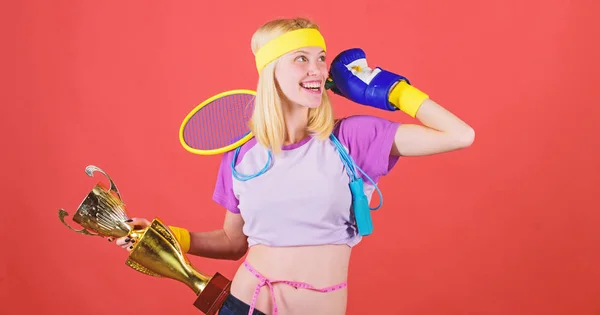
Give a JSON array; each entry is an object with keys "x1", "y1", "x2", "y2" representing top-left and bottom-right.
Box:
[{"x1": 231, "y1": 134, "x2": 384, "y2": 236}]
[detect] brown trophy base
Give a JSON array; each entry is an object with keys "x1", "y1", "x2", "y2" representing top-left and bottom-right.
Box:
[{"x1": 193, "y1": 272, "x2": 232, "y2": 315}]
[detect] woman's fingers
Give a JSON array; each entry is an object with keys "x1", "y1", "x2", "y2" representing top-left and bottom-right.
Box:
[
  {"x1": 127, "y1": 217, "x2": 151, "y2": 229},
  {"x1": 105, "y1": 217, "x2": 150, "y2": 251}
]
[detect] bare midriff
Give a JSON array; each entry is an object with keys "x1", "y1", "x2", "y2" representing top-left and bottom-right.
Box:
[{"x1": 230, "y1": 244, "x2": 352, "y2": 315}]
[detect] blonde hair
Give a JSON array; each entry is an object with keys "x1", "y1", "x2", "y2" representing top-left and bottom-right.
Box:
[{"x1": 250, "y1": 18, "x2": 335, "y2": 155}]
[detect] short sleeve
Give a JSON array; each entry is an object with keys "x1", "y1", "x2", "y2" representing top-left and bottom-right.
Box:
[
  {"x1": 334, "y1": 115, "x2": 401, "y2": 182},
  {"x1": 212, "y1": 150, "x2": 241, "y2": 214}
]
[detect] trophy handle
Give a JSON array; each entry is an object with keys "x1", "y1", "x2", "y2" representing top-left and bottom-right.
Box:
[
  {"x1": 85, "y1": 165, "x2": 121, "y2": 200},
  {"x1": 58, "y1": 209, "x2": 102, "y2": 237}
]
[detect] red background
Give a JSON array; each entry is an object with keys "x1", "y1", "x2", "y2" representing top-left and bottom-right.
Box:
[{"x1": 3, "y1": 0, "x2": 600, "y2": 314}]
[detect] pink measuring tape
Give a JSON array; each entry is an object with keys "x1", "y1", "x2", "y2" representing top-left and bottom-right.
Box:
[{"x1": 243, "y1": 260, "x2": 348, "y2": 315}]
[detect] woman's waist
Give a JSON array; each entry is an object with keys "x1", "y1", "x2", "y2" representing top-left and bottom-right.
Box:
[
  {"x1": 229, "y1": 244, "x2": 351, "y2": 314},
  {"x1": 243, "y1": 244, "x2": 351, "y2": 284}
]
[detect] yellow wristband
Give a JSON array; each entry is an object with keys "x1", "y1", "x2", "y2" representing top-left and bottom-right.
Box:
[
  {"x1": 169, "y1": 226, "x2": 191, "y2": 253},
  {"x1": 388, "y1": 80, "x2": 429, "y2": 118}
]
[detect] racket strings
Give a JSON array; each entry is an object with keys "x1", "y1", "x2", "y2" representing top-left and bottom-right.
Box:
[{"x1": 183, "y1": 94, "x2": 255, "y2": 151}]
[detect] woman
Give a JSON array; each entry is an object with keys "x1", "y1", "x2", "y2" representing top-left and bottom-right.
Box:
[{"x1": 111, "y1": 17, "x2": 474, "y2": 315}]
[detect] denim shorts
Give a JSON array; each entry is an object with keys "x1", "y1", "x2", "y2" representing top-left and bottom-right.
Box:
[{"x1": 219, "y1": 293, "x2": 267, "y2": 315}]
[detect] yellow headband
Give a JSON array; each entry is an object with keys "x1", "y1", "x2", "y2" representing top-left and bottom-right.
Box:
[{"x1": 254, "y1": 28, "x2": 327, "y2": 73}]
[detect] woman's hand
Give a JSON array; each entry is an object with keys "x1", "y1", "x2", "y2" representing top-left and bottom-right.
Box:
[{"x1": 107, "y1": 217, "x2": 150, "y2": 251}]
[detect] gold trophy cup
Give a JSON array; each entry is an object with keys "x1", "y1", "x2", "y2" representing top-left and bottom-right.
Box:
[{"x1": 59, "y1": 165, "x2": 231, "y2": 315}]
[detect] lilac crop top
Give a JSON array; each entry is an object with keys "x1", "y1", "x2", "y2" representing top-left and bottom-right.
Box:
[{"x1": 212, "y1": 115, "x2": 400, "y2": 247}]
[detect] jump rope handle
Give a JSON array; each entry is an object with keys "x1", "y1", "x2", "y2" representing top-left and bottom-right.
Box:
[{"x1": 350, "y1": 178, "x2": 373, "y2": 236}]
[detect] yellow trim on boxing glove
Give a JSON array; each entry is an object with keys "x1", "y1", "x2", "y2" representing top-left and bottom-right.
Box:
[
  {"x1": 169, "y1": 226, "x2": 191, "y2": 253},
  {"x1": 388, "y1": 80, "x2": 429, "y2": 118}
]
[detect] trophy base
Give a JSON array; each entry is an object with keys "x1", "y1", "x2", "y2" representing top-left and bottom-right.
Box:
[{"x1": 193, "y1": 272, "x2": 232, "y2": 315}]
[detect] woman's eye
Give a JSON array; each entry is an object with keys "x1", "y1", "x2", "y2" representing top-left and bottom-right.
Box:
[{"x1": 294, "y1": 55, "x2": 325, "y2": 62}]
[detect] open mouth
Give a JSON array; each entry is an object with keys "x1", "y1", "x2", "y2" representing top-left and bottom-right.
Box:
[{"x1": 300, "y1": 81, "x2": 322, "y2": 94}]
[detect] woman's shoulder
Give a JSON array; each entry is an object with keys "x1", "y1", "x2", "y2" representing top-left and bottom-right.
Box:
[
  {"x1": 219, "y1": 137, "x2": 260, "y2": 164},
  {"x1": 332, "y1": 114, "x2": 401, "y2": 180},
  {"x1": 333, "y1": 114, "x2": 400, "y2": 142}
]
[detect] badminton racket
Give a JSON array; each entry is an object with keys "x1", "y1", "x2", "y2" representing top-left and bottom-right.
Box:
[{"x1": 179, "y1": 80, "x2": 337, "y2": 155}]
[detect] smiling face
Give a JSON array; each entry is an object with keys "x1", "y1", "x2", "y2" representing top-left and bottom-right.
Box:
[{"x1": 274, "y1": 46, "x2": 328, "y2": 109}]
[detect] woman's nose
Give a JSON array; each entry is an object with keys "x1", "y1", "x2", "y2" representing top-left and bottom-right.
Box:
[{"x1": 307, "y1": 63, "x2": 320, "y2": 76}]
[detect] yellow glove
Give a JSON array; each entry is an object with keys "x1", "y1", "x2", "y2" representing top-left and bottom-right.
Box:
[
  {"x1": 169, "y1": 226, "x2": 191, "y2": 253},
  {"x1": 388, "y1": 80, "x2": 429, "y2": 118}
]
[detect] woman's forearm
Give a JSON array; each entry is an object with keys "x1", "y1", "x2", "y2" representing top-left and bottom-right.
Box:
[
  {"x1": 187, "y1": 229, "x2": 248, "y2": 260},
  {"x1": 388, "y1": 80, "x2": 474, "y2": 143},
  {"x1": 391, "y1": 96, "x2": 475, "y2": 156},
  {"x1": 416, "y1": 99, "x2": 475, "y2": 141}
]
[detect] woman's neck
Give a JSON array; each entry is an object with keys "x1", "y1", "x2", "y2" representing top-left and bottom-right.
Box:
[{"x1": 282, "y1": 101, "x2": 310, "y2": 145}]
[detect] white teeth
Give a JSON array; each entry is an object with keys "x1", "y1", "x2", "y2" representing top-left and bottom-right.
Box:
[{"x1": 301, "y1": 82, "x2": 321, "y2": 89}]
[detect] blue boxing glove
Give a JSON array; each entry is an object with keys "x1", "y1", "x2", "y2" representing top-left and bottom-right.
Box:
[{"x1": 328, "y1": 48, "x2": 408, "y2": 111}]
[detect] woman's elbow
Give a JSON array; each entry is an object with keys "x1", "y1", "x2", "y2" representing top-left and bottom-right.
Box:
[
  {"x1": 456, "y1": 126, "x2": 475, "y2": 148},
  {"x1": 228, "y1": 243, "x2": 248, "y2": 261}
]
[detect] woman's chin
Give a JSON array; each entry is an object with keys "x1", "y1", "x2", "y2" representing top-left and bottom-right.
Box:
[
  {"x1": 302, "y1": 93, "x2": 323, "y2": 108},
  {"x1": 302, "y1": 101, "x2": 322, "y2": 109},
  {"x1": 286, "y1": 91, "x2": 323, "y2": 109}
]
